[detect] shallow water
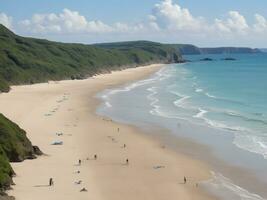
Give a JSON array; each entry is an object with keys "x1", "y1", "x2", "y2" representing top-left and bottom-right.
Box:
[{"x1": 97, "y1": 53, "x2": 267, "y2": 200}]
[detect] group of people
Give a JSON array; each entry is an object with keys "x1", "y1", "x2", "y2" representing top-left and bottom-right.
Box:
[
  {"x1": 48, "y1": 155, "x2": 98, "y2": 191},
  {"x1": 75, "y1": 155, "x2": 98, "y2": 192},
  {"x1": 48, "y1": 125, "x2": 192, "y2": 193}
]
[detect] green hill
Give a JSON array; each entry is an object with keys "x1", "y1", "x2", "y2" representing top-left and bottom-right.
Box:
[
  {"x1": 169, "y1": 44, "x2": 201, "y2": 55},
  {"x1": 0, "y1": 25, "x2": 183, "y2": 93},
  {"x1": 200, "y1": 47, "x2": 261, "y2": 54},
  {"x1": 0, "y1": 113, "x2": 41, "y2": 196},
  {"x1": 171, "y1": 44, "x2": 261, "y2": 55}
]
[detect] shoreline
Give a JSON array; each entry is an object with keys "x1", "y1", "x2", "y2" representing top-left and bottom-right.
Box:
[
  {"x1": 96, "y1": 63, "x2": 267, "y2": 199},
  {"x1": 0, "y1": 64, "x2": 215, "y2": 200}
]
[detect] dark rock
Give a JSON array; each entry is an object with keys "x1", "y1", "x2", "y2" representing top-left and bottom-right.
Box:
[
  {"x1": 184, "y1": 59, "x2": 192, "y2": 62},
  {"x1": 222, "y1": 57, "x2": 236, "y2": 61},
  {"x1": 200, "y1": 58, "x2": 213, "y2": 61},
  {"x1": 33, "y1": 146, "x2": 43, "y2": 156},
  {"x1": 0, "y1": 193, "x2": 15, "y2": 200}
]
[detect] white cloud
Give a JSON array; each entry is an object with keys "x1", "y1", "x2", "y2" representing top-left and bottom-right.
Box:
[
  {"x1": 214, "y1": 19, "x2": 231, "y2": 33},
  {"x1": 18, "y1": 8, "x2": 147, "y2": 34},
  {"x1": 253, "y1": 14, "x2": 267, "y2": 33},
  {"x1": 148, "y1": 0, "x2": 253, "y2": 37},
  {"x1": 19, "y1": 8, "x2": 113, "y2": 34},
  {"x1": 150, "y1": 0, "x2": 205, "y2": 31},
  {"x1": 16, "y1": 1, "x2": 266, "y2": 38},
  {"x1": 0, "y1": 12, "x2": 12, "y2": 29},
  {"x1": 3, "y1": 0, "x2": 267, "y2": 46},
  {"x1": 214, "y1": 11, "x2": 249, "y2": 34},
  {"x1": 114, "y1": 22, "x2": 144, "y2": 33}
]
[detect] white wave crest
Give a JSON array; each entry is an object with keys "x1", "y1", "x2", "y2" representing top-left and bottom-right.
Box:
[
  {"x1": 203, "y1": 117, "x2": 248, "y2": 132},
  {"x1": 233, "y1": 134, "x2": 267, "y2": 159},
  {"x1": 105, "y1": 66, "x2": 171, "y2": 97},
  {"x1": 147, "y1": 87, "x2": 159, "y2": 107},
  {"x1": 195, "y1": 88, "x2": 204, "y2": 93},
  {"x1": 202, "y1": 171, "x2": 266, "y2": 200},
  {"x1": 147, "y1": 86, "x2": 187, "y2": 121},
  {"x1": 206, "y1": 92, "x2": 217, "y2": 98},
  {"x1": 169, "y1": 90, "x2": 186, "y2": 98},
  {"x1": 193, "y1": 108, "x2": 208, "y2": 118},
  {"x1": 173, "y1": 96, "x2": 191, "y2": 110},
  {"x1": 99, "y1": 66, "x2": 172, "y2": 109}
]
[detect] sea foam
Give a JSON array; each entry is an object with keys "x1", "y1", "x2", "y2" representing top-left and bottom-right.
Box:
[{"x1": 202, "y1": 172, "x2": 266, "y2": 200}]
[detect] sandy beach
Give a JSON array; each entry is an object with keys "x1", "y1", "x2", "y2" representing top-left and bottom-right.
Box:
[{"x1": 0, "y1": 64, "x2": 215, "y2": 200}]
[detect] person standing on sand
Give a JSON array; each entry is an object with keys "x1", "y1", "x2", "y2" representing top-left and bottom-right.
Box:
[
  {"x1": 184, "y1": 176, "x2": 187, "y2": 184},
  {"x1": 78, "y1": 159, "x2": 81, "y2": 166},
  {"x1": 49, "y1": 178, "x2": 54, "y2": 186},
  {"x1": 94, "y1": 154, "x2": 97, "y2": 160},
  {"x1": 126, "y1": 158, "x2": 129, "y2": 165}
]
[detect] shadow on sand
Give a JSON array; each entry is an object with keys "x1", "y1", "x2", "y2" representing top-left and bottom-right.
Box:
[{"x1": 33, "y1": 184, "x2": 50, "y2": 187}]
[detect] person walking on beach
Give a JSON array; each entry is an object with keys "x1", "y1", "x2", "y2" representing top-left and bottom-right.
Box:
[
  {"x1": 126, "y1": 158, "x2": 129, "y2": 165},
  {"x1": 94, "y1": 154, "x2": 97, "y2": 160},
  {"x1": 184, "y1": 176, "x2": 187, "y2": 184},
  {"x1": 117, "y1": 127, "x2": 120, "y2": 132},
  {"x1": 78, "y1": 159, "x2": 81, "y2": 166},
  {"x1": 49, "y1": 178, "x2": 54, "y2": 186}
]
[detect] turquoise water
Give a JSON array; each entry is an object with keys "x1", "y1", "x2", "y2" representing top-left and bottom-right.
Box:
[
  {"x1": 169, "y1": 53, "x2": 267, "y2": 158},
  {"x1": 97, "y1": 53, "x2": 267, "y2": 199}
]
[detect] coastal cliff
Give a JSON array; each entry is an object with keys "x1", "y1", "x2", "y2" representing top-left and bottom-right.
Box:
[
  {"x1": 0, "y1": 25, "x2": 183, "y2": 93},
  {"x1": 172, "y1": 44, "x2": 261, "y2": 55},
  {"x1": 0, "y1": 113, "x2": 41, "y2": 198}
]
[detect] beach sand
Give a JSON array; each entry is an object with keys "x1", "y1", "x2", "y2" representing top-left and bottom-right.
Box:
[{"x1": 0, "y1": 64, "x2": 215, "y2": 200}]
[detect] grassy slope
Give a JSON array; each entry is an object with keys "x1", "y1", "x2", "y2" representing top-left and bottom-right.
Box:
[
  {"x1": 94, "y1": 41, "x2": 182, "y2": 59},
  {"x1": 0, "y1": 25, "x2": 183, "y2": 92},
  {"x1": 0, "y1": 147, "x2": 12, "y2": 192},
  {"x1": 0, "y1": 113, "x2": 40, "y2": 194},
  {"x1": 169, "y1": 44, "x2": 201, "y2": 55}
]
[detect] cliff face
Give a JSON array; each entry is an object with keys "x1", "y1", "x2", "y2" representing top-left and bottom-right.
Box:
[
  {"x1": 0, "y1": 79, "x2": 9, "y2": 94},
  {"x1": 93, "y1": 41, "x2": 184, "y2": 64},
  {"x1": 173, "y1": 44, "x2": 261, "y2": 55},
  {"x1": 0, "y1": 113, "x2": 41, "y2": 194},
  {"x1": 171, "y1": 44, "x2": 201, "y2": 55},
  {"x1": 0, "y1": 25, "x2": 183, "y2": 93},
  {"x1": 200, "y1": 47, "x2": 261, "y2": 54}
]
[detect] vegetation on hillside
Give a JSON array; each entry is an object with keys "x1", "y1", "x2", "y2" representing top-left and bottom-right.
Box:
[
  {"x1": 0, "y1": 113, "x2": 41, "y2": 195},
  {"x1": 171, "y1": 44, "x2": 261, "y2": 55},
  {"x1": 94, "y1": 40, "x2": 183, "y2": 63},
  {"x1": 170, "y1": 44, "x2": 202, "y2": 55},
  {"x1": 0, "y1": 24, "x2": 183, "y2": 92},
  {"x1": 200, "y1": 47, "x2": 261, "y2": 54}
]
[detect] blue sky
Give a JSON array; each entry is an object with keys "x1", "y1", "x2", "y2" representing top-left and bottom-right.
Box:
[{"x1": 1, "y1": 0, "x2": 267, "y2": 47}]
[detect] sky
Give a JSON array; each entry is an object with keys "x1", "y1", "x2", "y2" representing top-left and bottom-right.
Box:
[{"x1": 0, "y1": 0, "x2": 267, "y2": 47}]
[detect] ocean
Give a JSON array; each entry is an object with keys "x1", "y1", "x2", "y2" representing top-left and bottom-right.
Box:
[{"x1": 97, "y1": 53, "x2": 267, "y2": 200}]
